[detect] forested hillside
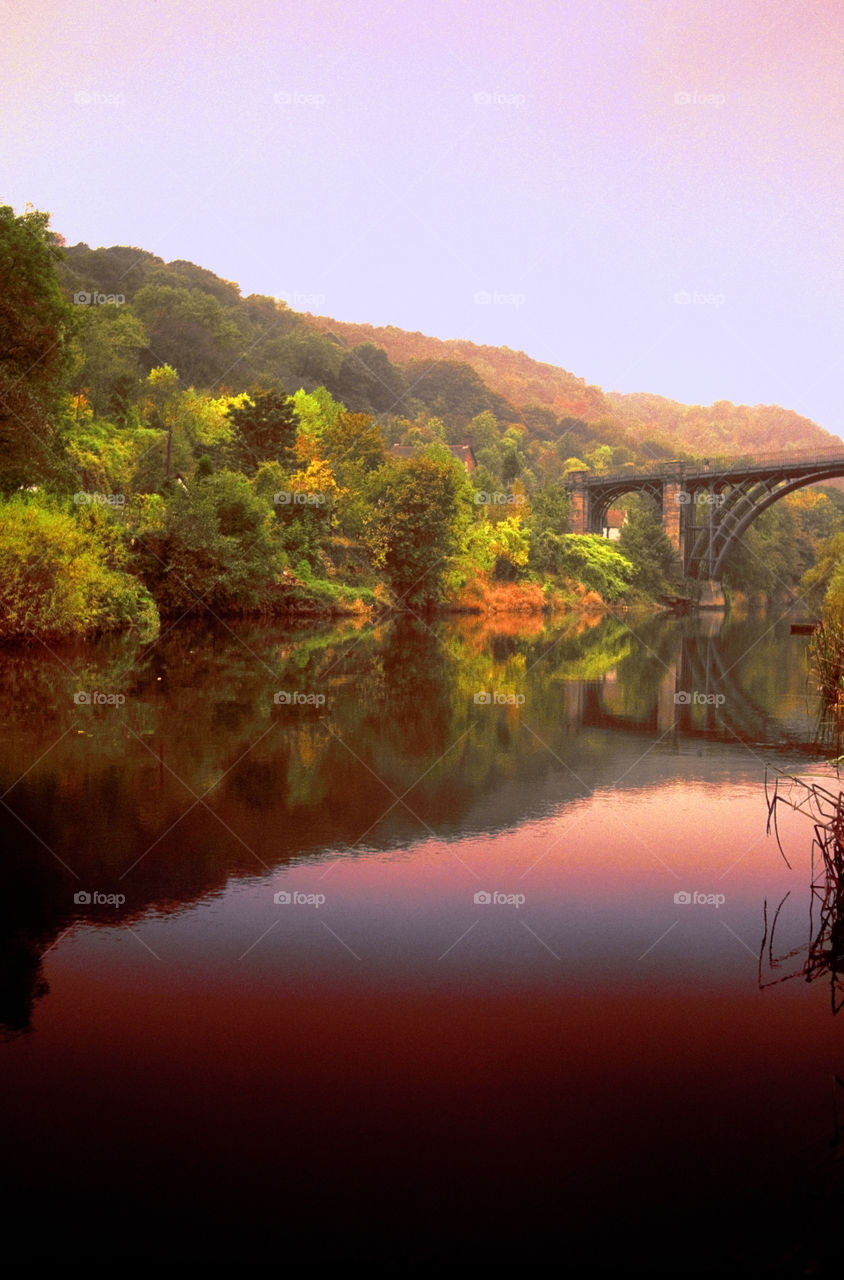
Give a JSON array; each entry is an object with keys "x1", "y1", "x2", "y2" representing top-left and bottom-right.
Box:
[{"x1": 305, "y1": 315, "x2": 840, "y2": 458}]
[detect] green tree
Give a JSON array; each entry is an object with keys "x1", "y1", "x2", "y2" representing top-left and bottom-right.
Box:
[
  {"x1": 365, "y1": 449, "x2": 472, "y2": 609},
  {"x1": 586, "y1": 444, "x2": 614, "y2": 474},
  {"x1": 321, "y1": 410, "x2": 385, "y2": 484},
  {"x1": 0, "y1": 493, "x2": 158, "y2": 639},
  {"x1": 130, "y1": 470, "x2": 281, "y2": 613},
  {"x1": 801, "y1": 531, "x2": 844, "y2": 610},
  {"x1": 71, "y1": 304, "x2": 148, "y2": 421},
  {"x1": 527, "y1": 483, "x2": 571, "y2": 574},
  {"x1": 134, "y1": 365, "x2": 191, "y2": 489},
  {"x1": 289, "y1": 386, "x2": 343, "y2": 442},
  {"x1": 501, "y1": 446, "x2": 521, "y2": 484},
  {"x1": 402, "y1": 359, "x2": 513, "y2": 425},
  {"x1": 617, "y1": 498, "x2": 679, "y2": 596},
  {"x1": 333, "y1": 343, "x2": 408, "y2": 414},
  {"x1": 132, "y1": 283, "x2": 242, "y2": 387},
  {"x1": 562, "y1": 456, "x2": 590, "y2": 474},
  {"x1": 467, "y1": 409, "x2": 501, "y2": 452},
  {"x1": 225, "y1": 390, "x2": 299, "y2": 476},
  {"x1": 555, "y1": 534, "x2": 636, "y2": 600},
  {"x1": 0, "y1": 205, "x2": 76, "y2": 492},
  {"x1": 464, "y1": 514, "x2": 530, "y2": 581}
]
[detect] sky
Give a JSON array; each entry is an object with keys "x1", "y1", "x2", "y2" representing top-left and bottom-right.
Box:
[{"x1": 2, "y1": 0, "x2": 842, "y2": 436}]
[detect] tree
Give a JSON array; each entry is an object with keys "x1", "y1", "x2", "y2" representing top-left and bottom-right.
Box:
[
  {"x1": 467, "y1": 410, "x2": 501, "y2": 452},
  {"x1": 0, "y1": 494, "x2": 158, "y2": 640},
  {"x1": 554, "y1": 535, "x2": 636, "y2": 600},
  {"x1": 586, "y1": 444, "x2": 614, "y2": 474},
  {"x1": 617, "y1": 499, "x2": 679, "y2": 596},
  {"x1": 801, "y1": 532, "x2": 844, "y2": 611},
  {"x1": 135, "y1": 365, "x2": 188, "y2": 489},
  {"x1": 0, "y1": 205, "x2": 76, "y2": 492},
  {"x1": 521, "y1": 405, "x2": 560, "y2": 440},
  {"x1": 289, "y1": 386, "x2": 343, "y2": 443},
  {"x1": 132, "y1": 283, "x2": 242, "y2": 387},
  {"x1": 527, "y1": 483, "x2": 571, "y2": 574},
  {"x1": 333, "y1": 343, "x2": 408, "y2": 414},
  {"x1": 465, "y1": 514, "x2": 530, "y2": 581},
  {"x1": 256, "y1": 457, "x2": 340, "y2": 571},
  {"x1": 130, "y1": 470, "x2": 281, "y2": 613},
  {"x1": 365, "y1": 449, "x2": 471, "y2": 609},
  {"x1": 72, "y1": 304, "x2": 149, "y2": 421},
  {"x1": 321, "y1": 411, "x2": 385, "y2": 484},
  {"x1": 501, "y1": 445, "x2": 521, "y2": 484},
  {"x1": 402, "y1": 359, "x2": 514, "y2": 425},
  {"x1": 225, "y1": 390, "x2": 299, "y2": 475}
]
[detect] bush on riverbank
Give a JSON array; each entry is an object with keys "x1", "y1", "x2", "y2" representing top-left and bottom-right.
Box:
[{"x1": 0, "y1": 496, "x2": 159, "y2": 642}]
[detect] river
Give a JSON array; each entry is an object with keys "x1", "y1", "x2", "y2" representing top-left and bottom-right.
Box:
[{"x1": 1, "y1": 605, "x2": 841, "y2": 1268}]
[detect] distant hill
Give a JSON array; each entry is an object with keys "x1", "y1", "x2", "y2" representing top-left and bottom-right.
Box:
[
  {"x1": 305, "y1": 315, "x2": 841, "y2": 458},
  {"x1": 603, "y1": 392, "x2": 839, "y2": 458},
  {"x1": 56, "y1": 239, "x2": 841, "y2": 460},
  {"x1": 305, "y1": 317, "x2": 612, "y2": 422}
]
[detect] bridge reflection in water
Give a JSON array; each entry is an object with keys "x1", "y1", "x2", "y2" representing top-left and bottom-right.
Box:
[{"x1": 567, "y1": 610, "x2": 813, "y2": 747}]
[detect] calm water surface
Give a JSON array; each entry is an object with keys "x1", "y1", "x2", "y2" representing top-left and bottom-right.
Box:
[{"x1": 1, "y1": 606, "x2": 841, "y2": 1268}]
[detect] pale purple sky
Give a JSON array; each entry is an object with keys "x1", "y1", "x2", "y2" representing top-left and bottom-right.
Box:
[{"x1": 2, "y1": 0, "x2": 842, "y2": 435}]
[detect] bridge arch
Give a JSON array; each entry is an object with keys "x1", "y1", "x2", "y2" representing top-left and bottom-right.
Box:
[
  {"x1": 705, "y1": 468, "x2": 844, "y2": 579},
  {"x1": 566, "y1": 450, "x2": 844, "y2": 581}
]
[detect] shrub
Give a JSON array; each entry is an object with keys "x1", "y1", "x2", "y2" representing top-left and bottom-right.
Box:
[
  {"x1": 130, "y1": 470, "x2": 281, "y2": 613},
  {"x1": 0, "y1": 496, "x2": 159, "y2": 641}
]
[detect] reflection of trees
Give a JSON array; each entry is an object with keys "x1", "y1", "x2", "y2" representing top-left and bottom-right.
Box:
[
  {"x1": 763, "y1": 769, "x2": 844, "y2": 1013},
  {"x1": 0, "y1": 612, "x2": 820, "y2": 1034},
  {"x1": 0, "y1": 926, "x2": 49, "y2": 1040}
]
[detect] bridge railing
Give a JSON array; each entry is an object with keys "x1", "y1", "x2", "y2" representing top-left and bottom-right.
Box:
[{"x1": 576, "y1": 445, "x2": 844, "y2": 483}]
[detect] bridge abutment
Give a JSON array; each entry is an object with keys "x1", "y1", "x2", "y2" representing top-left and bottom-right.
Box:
[
  {"x1": 661, "y1": 480, "x2": 685, "y2": 559},
  {"x1": 567, "y1": 471, "x2": 588, "y2": 534}
]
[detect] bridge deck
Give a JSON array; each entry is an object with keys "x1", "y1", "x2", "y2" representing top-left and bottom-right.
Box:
[{"x1": 574, "y1": 447, "x2": 844, "y2": 485}]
